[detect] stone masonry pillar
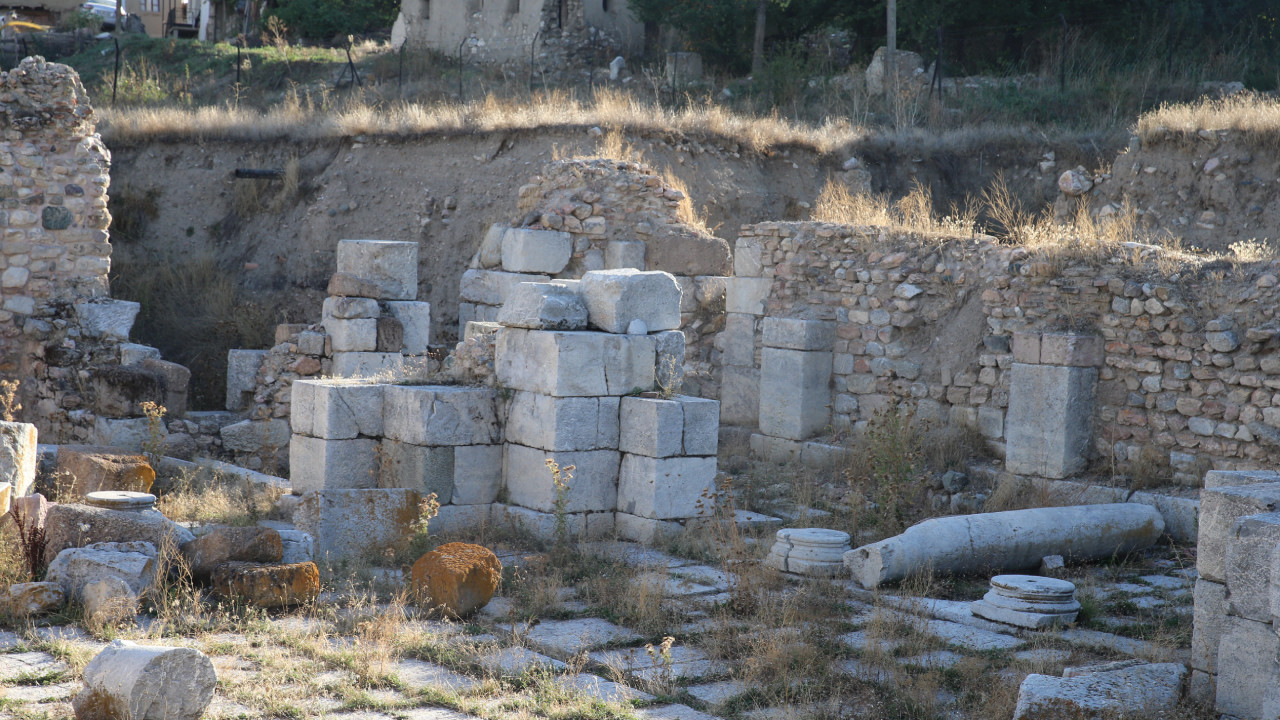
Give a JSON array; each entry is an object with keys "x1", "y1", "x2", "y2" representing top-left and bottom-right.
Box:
[
  {"x1": 758, "y1": 317, "x2": 834, "y2": 441},
  {"x1": 1004, "y1": 332, "x2": 1102, "y2": 478}
]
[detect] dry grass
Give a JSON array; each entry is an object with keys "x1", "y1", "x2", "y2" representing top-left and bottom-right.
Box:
[
  {"x1": 156, "y1": 467, "x2": 284, "y2": 526},
  {"x1": 1137, "y1": 91, "x2": 1280, "y2": 150},
  {"x1": 813, "y1": 177, "x2": 977, "y2": 239}
]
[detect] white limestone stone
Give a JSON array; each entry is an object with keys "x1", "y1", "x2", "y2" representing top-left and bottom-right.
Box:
[
  {"x1": 605, "y1": 239, "x2": 646, "y2": 270},
  {"x1": 1226, "y1": 511, "x2": 1280, "y2": 622},
  {"x1": 844, "y1": 504, "x2": 1165, "y2": 589},
  {"x1": 322, "y1": 296, "x2": 379, "y2": 319},
  {"x1": 503, "y1": 444, "x2": 619, "y2": 513},
  {"x1": 75, "y1": 299, "x2": 140, "y2": 340},
  {"x1": 75, "y1": 640, "x2": 217, "y2": 720},
  {"x1": 386, "y1": 301, "x2": 432, "y2": 354},
  {"x1": 733, "y1": 237, "x2": 763, "y2": 277},
  {"x1": 82, "y1": 575, "x2": 137, "y2": 623},
  {"x1": 494, "y1": 504, "x2": 616, "y2": 539},
  {"x1": 452, "y1": 445, "x2": 503, "y2": 505},
  {"x1": 505, "y1": 392, "x2": 618, "y2": 451},
  {"x1": 1198, "y1": 482, "x2": 1280, "y2": 583},
  {"x1": 225, "y1": 348, "x2": 268, "y2": 412},
  {"x1": 496, "y1": 282, "x2": 588, "y2": 331},
  {"x1": 330, "y1": 351, "x2": 404, "y2": 379},
  {"x1": 681, "y1": 396, "x2": 719, "y2": 456},
  {"x1": 119, "y1": 343, "x2": 160, "y2": 365},
  {"x1": 495, "y1": 328, "x2": 655, "y2": 397},
  {"x1": 382, "y1": 385, "x2": 499, "y2": 446},
  {"x1": 617, "y1": 454, "x2": 716, "y2": 520},
  {"x1": 721, "y1": 313, "x2": 757, "y2": 367},
  {"x1": 1013, "y1": 663, "x2": 1186, "y2": 720},
  {"x1": 1216, "y1": 615, "x2": 1279, "y2": 719},
  {"x1": 322, "y1": 316, "x2": 377, "y2": 352},
  {"x1": 579, "y1": 269, "x2": 681, "y2": 334},
  {"x1": 654, "y1": 329, "x2": 686, "y2": 392},
  {"x1": 288, "y1": 435, "x2": 378, "y2": 494},
  {"x1": 724, "y1": 277, "x2": 772, "y2": 315},
  {"x1": 459, "y1": 269, "x2": 552, "y2": 306},
  {"x1": 293, "y1": 380, "x2": 384, "y2": 439},
  {"x1": 431, "y1": 503, "x2": 494, "y2": 534},
  {"x1": 380, "y1": 440, "x2": 454, "y2": 503},
  {"x1": 501, "y1": 228, "x2": 572, "y2": 274},
  {"x1": 526, "y1": 618, "x2": 640, "y2": 655},
  {"x1": 292, "y1": 488, "x2": 420, "y2": 560},
  {"x1": 619, "y1": 396, "x2": 684, "y2": 457},
  {"x1": 719, "y1": 365, "x2": 759, "y2": 426},
  {"x1": 761, "y1": 317, "x2": 835, "y2": 351},
  {"x1": 614, "y1": 512, "x2": 684, "y2": 543},
  {"x1": 1205, "y1": 469, "x2": 1280, "y2": 489},
  {"x1": 278, "y1": 529, "x2": 314, "y2": 564},
  {"x1": 1192, "y1": 579, "x2": 1225, "y2": 673},
  {"x1": 0, "y1": 421, "x2": 37, "y2": 497},
  {"x1": 758, "y1": 347, "x2": 831, "y2": 441},
  {"x1": 464, "y1": 321, "x2": 501, "y2": 341},
  {"x1": 45, "y1": 541, "x2": 157, "y2": 602},
  {"x1": 220, "y1": 418, "x2": 290, "y2": 453},
  {"x1": 0, "y1": 481, "x2": 10, "y2": 515},
  {"x1": 764, "y1": 528, "x2": 850, "y2": 576},
  {"x1": 970, "y1": 575, "x2": 1080, "y2": 628},
  {"x1": 1005, "y1": 363, "x2": 1097, "y2": 478},
  {"x1": 336, "y1": 239, "x2": 418, "y2": 300}
]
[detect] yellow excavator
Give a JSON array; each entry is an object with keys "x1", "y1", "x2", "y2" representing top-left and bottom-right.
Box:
[{"x1": 0, "y1": 15, "x2": 50, "y2": 33}]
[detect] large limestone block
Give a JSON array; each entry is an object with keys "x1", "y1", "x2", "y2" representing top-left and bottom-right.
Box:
[
  {"x1": 45, "y1": 541, "x2": 157, "y2": 602},
  {"x1": 330, "y1": 351, "x2": 405, "y2": 379},
  {"x1": 386, "y1": 301, "x2": 432, "y2": 354},
  {"x1": 322, "y1": 296, "x2": 379, "y2": 320},
  {"x1": 762, "y1": 317, "x2": 835, "y2": 351},
  {"x1": 844, "y1": 504, "x2": 1164, "y2": 589},
  {"x1": 288, "y1": 435, "x2": 378, "y2": 494},
  {"x1": 1192, "y1": 579, "x2": 1226, "y2": 673},
  {"x1": 0, "y1": 421, "x2": 38, "y2": 496},
  {"x1": 459, "y1": 269, "x2": 552, "y2": 306},
  {"x1": 1013, "y1": 663, "x2": 1186, "y2": 720},
  {"x1": 759, "y1": 347, "x2": 831, "y2": 441},
  {"x1": 720, "y1": 365, "x2": 760, "y2": 427},
  {"x1": 291, "y1": 380, "x2": 384, "y2": 439},
  {"x1": 605, "y1": 239, "x2": 646, "y2": 270},
  {"x1": 1217, "y1": 615, "x2": 1280, "y2": 719},
  {"x1": 654, "y1": 329, "x2": 686, "y2": 393},
  {"x1": 501, "y1": 228, "x2": 572, "y2": 274},
  {"x1": 225, "y1": 349, "x2": 267, "y2": 411},
  {"x1": 579, "y1": 269, "x2": 681, "y2": 334},
  {"x1": 335, "y1": 239, "x2": 418, "y2": 300},
  {"x1": 83, "y1": 575, "x2": 138, "y2": 625},
  {"x1": 2, "y1": 581, "x2": 64, "y2": 616},
  {"x1": 120, "y1": 343, "x2": 161, "y2": 365},
  {"x1": 1199, "y1": 483, "x2": 1280, "y2": 583},
  {"x1": 1226, "y1": 512, "x2": 1280, "y2": 622},
  {"x1": 618, "y1": 454, "x2": 717, "y2": 520},
  {"x1": 321, "y1": 316, "x2": 377, "y2": 352},
  {"x1": 505, "y1": 392, "x2": 618, "y2": 451},
  {"x1": 92, "y1": 417, "x2": 166, "y2": 454},
  {"x1": 411, "y1": 542, "x2": 502, "y2": 617},
  {"x1": 497, "y1": 505, "x2": 616, "y2": 540},
  {"x1": 56, "y1": 445, "x2": 155, "y2": 498},
  {"x1": 495, "y1": 328, "x2": 655, "y2": 397},
  {"x1": 180, "y1": 527, "x2": 283, "y2": 581},
  {"x1": 382, "y1": 385, "x2": 499, "y2": 446},
  {"x1": 140, "y1": 358, "x2": 191, "y2": 417},
  {"x1": 220, "y1": 419, "x2": 291, "y2": 454},
  {"x1": 619, "y1": 395, "x2": 719, "y2": 457},
  {"x1": 681, "y1": 396, "x2": 720, "y2": 456},
  {"x1": 1004, "y1": 363, "x2": 1097, "y2": 478},
  {"x1": 379, "y1": 440, "x2": 455, "y2": 503},
  {"x1": 73, "y1": 639, "x2": 217, "y2": 720},
  {"x1": 74, "y1": 299, "x2": 140, "y2": 340},
  {"x1": 0, "y1": 480, "x2": 11, "y2": 515},
  {"x1": 91, "y1": 365, "x2": 167, "y2": 418},
  {"x1": 452, "y1": 445, "x2": 503, "y2": 505},
  {"x1": 1206, "y1": 469, "x2": 1280, "y2": 489},
  {"x1": 211, "y1": 561, "x2": 320, "y2": 607},
  {"x1": 503, "y1": 444, "x2": 619, "y2": 513},
  {"x1": 278, "y1": 529, "x2": 314, "y2": 564},
  {"x1": 724, "y1": 277, "x2": 772, "y2": 315},
  {"x1": 43, "y1": 504, "x2": 194, "y2": 565},
  {"x1": 293, "y1": 489, "x2": 420, "y2": 561},
  {"x1": 496, "y1": 282, "x2": 588, "y2": 331},
  {"x1": 721, "y1": 313, "x2": 757, "y2": 367}
]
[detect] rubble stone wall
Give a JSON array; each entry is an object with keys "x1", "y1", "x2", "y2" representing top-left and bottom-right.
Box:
[{"x1": 729, "y1": 221, "x2": 1280, "y2": 485}]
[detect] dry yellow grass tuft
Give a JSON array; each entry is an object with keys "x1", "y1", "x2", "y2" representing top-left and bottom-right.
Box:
[{"x1": 1137, "y1": 92, "x2": 1280, "y2": 150}]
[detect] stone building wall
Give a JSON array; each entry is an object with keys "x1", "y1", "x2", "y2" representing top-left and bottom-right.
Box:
[{"x1": 726, "y1": 221, "x2": 1280, "y2": 486}]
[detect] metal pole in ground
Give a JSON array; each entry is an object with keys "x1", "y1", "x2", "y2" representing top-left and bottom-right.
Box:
[{"x1": 111, "y1": 36, "x2": 119, "y2": 105}]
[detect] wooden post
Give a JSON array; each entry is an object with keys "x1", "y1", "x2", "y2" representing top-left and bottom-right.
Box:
[{"x1": 885, "y1": 0, "x2": 896, "y2": 102}]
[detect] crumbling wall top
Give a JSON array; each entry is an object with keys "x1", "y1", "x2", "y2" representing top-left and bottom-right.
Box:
[{"x1": 0, "y1": 57, "x2": 94, "y2": 136}]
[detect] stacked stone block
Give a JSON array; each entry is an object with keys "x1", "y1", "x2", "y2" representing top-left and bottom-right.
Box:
[
  {"x1": 325, "y1": 239, "x2": 429, "y2": 378},
  {"x1": 1004, "y1": 331, "x2": 1101, "y2": 478},
  {"x1": 757, "y1": 317, "x2": 834, "y2": 443},
  {"x1": 1192, "y1": 475, "x2": 1280, "y2": 716}
]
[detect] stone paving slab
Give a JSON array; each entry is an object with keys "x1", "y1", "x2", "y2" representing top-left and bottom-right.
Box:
[
  {"x1": 525, "y1": 618, "x2": 641, "y2": 655},
  {"x1": 583, "y1": 542, "x2": 694, "y2": 569},
  {"x1": 1058, "y1": 628, "x2": 1176, "y2": 661},
  {"x1": 898, "y1": 650, "x2": 964, "y2": 669},
  {"x1": 555, "y1": 673, "x2": 655, "y2": 702},
  {"x1": 636, "y1": 704, "x2": 722, "y2": 720},
  {"x1": 664, "y1": 577, "x2": 721, "y2": 596},
  {"x1": 474, "y1": 647, "x2": 566, "y2": 676},
  {"x1": 0, "y1": 632, "x2": 22, "y2": 651},
  {"x1": 838, "y1": 631, "x2": 899, "y2": 654},
  {"x1": 0, "y1": 652, "x2": 67, "y2": 682},
  {"x1": 590, "y1": 645, "x2": 710, "y2": 671},
  {"x1": 327, "y1": 712, "x2": 396, "y2": 720},
  {"x1": 1014, "y1": 648, "x2": 1074, "y2": 666},
  {"x1": 397, "y1": 708, "x2": 484, "y2": 720},
  {"x1": 922, "y1": 619, "x2": 1022, "y2": 651},
  {"x1": 669, "y1": 565, "x2": 733, "y2": 588},
  {"x1": 1139, "y1": 575, "x2": 1190, "y2": 589},
  {"x1": 1, "y1": 680, "x2": 78, "y2": 702},
  {"x1": 395, "y1": 659, "x2": 482, "y2": 693},
  {"x1": 837, "y1": 659, "x2": 892, "y2": 683},
  {"x1": 687, "y1": 679, "x2": 749, "y2": 706}
]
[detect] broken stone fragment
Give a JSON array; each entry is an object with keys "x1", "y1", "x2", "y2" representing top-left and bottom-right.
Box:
[
  {"x1": 1013, "y1": 662, "x2": 1186, "y2": 720},
  {"x1": 45, "y1": 541, "x2": 157, "y2": 603},
  {"x1": 210, "y1": 561, "x2": 319, "y2": 608},
  {"x1": 56, "y1": 445, "x2": 155, "y2": 498},
  {"x1": 82, "y1": 576, "x2": 137, "y2": 625},
  {"x1": 181, "y1": 526, "x2": 283, "y2": 582},
  {"x1": 73, "y1": 640, "x2": 217, "y2": 720},
  {"x1": 411, "y1": 542, "x2": 502, "y2": 618},
  {"x1": 2, "y1": 581, "x2": 64, "y2": 616}
]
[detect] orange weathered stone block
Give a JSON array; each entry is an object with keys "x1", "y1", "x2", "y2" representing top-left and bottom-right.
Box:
[
  {"x1": 56, "y1": 445, "x2": 155, "y2": 497},
  {"x1": 411, "y1": 542, "x2": 502, "y2": 618},
  {"x1": 211, "y1": 561, "x2": 319, "y2": 608}
]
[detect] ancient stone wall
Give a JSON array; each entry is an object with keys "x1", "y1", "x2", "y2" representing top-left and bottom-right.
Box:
[{"x1": 728, "y1": 221, "x2": 1280, "y2": 486}]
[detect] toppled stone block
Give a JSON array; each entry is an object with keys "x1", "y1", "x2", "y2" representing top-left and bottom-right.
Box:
[
  {"x1": 43, "y1": 504, "x2": 194, "y2": 565},
  {"x1": 330, "y1": 351, "x2": 404, "y2": 379},
  {"x1": 1013, "y1": 663, "x2": 1186, "y2": 720},
  {"x1": 288, "y1": 435, "x2": 379, "y2": 494},
  {"x1": 495, "y1": 328, "x2": 655, "y2": 397},
  {"x1": 459, "y1": 269, "x2": 552, "y2": 306},
  {"x1": 501, "y1": 228, "x2": 572, "y2": 274},
  {"x1": 1004, "y1": 363, "x2": 1097, "y2": 479},
  {"x1": 0, "y1": 421, "x2": 37, "y2": 496},
  {"x1": 762, "y1": 317, "x2": 835, "y2": 351},
  {"x1": 618, "y1": 454, "x2": 716, "y2": 520},
  {"x1": 74, "y1": 640, "x2": 217, "y2": 720},
  {"x1": 759, "y1": 347, "x2": 831, "y2": 441},
  {"x1": 221, "y1": 419, "x2": 291, "y2": 454},
  {"x1": 74, "y1": 299, "x2": 139, "y2": 340},
  {"x1": 504, "y1": 444, "x2": 619, "y2": 513},
  {"x1": 386, "y1": 300, "x2": 432, "y2": 354},
  {"x1": 211, "y1": 561, "x2": 320, "y2": 607},
  {"x1": 620, "y1": 395, "x2": 720, "y2": 458},
  {"x1": 1199, "y1": 483, "x2": 1280, "y2": 582},
  {"x1": 181, "y1": 526, "x2": 283, "y2": 582},
  {"x1": 411, "y1": 542, "x2": 502, "y2": 617},
  {"x1": 579, "y1": 269, "x2": 681, "y2": 334},
  {"x1": 496, "y1": 282, "x2": 588, "y2": 331},
  {"x1": 290, "y1": 380, "x2": 384, "y2": 439},
  {"x1": 1217, "y1": 615, "x2": 1279, "y2": 718},
  {"x1": 2, "y1": 581, "x2": 64, "y2": 616},
  {"x1": 293, "y1": 489, "x2": 420, "y2": 561},
  {"x1": 382, "y1": 385, "x2": 500, "y2": 446},
  {"x1": 56, "y1": 445, "x2": 155, "y2": 498},
  {"x1": 46, "y1": 541, "x2": 157, "y2": 602},
  {"x1": 505, "y1": 392, "x2": 618, "y2": 451},
  {"x1": 226, "y1": 349, "x2": 268, "y2": 412},
  {"x1": 322, "y1": 296, "x2": 379, "y2": 319},
  {"x1": 82, "y1": 575, "x2": 137, "y2": 625},
  {"x1": 335, "y1": 239, "x2": 418, "y2": 300},
  {"x1": 1226, "y1": 512, "x2": 1280, "y2": 622}
]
